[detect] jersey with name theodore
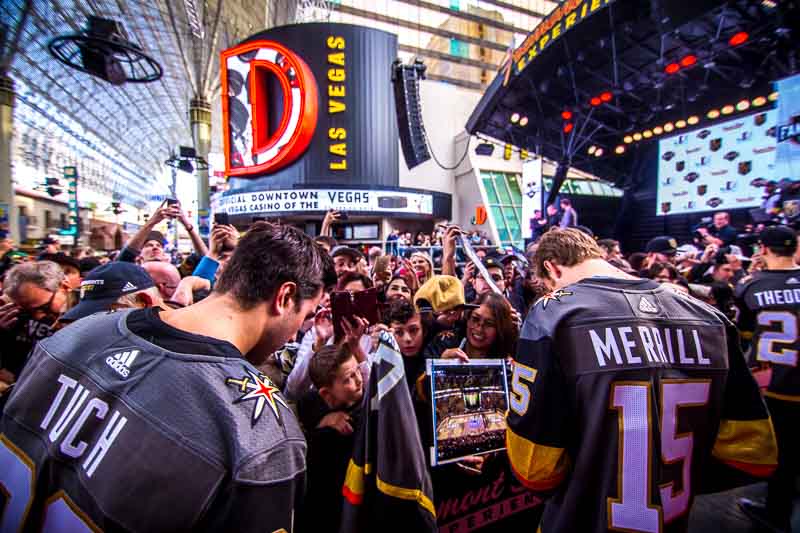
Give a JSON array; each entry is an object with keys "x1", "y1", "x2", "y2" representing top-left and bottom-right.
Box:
[
  {"x1": 506, "y1": 277, "x2": 777, "y2": 533},
  {"x1": 735, "y1": 268, "x2": 800, "y2": 401},
  {"x1": 0, "y1": 309, "x2": 305, "y2": 533}
]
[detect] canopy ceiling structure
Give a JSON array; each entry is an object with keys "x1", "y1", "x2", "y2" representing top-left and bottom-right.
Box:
[
  {"x1": 0, "y1": 0, "x2": 297, "y2": 200},
  {"x1": 466, "y1": 0, "x2": 800, "y2": 193}
]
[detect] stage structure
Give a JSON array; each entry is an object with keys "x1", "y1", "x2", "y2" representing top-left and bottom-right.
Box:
[{"x1": 466, "y1": 0, "x2": 799, "y2": 204}]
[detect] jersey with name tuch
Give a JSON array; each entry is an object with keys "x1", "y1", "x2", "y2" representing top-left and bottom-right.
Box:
[
  {"x1": 506, "y1": 277, "x2": 777, "y2": 533},
  {"x1": 0, "y1": 309, "x2": 305, "y2": 532}
]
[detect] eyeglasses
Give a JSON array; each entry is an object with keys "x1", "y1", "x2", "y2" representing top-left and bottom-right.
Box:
[
  {"x1": 468, "y1": 314, "x2": 497, "y2": 329},
  {"x1": 28, "y1": 290, "x2": 57, "y2": 316}
]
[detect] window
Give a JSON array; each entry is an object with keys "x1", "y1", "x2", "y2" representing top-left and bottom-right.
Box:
[
  {"x1": 480, "y1": 171, "x2": 524, "y2": 248},
  {"x1": 60, "y1": 213, "x2": 67, "y2": 229},
  {"x1": 45, "y1": 210, "x2": 52, "y2": 229}
]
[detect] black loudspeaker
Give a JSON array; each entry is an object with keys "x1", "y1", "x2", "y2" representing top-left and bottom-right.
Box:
[
  {"x1": 78, "y1": 17, "x2": 128, "y2": 85},
  {"x1": 393, "y1": 60, "x2": 431, "y2": 170}
]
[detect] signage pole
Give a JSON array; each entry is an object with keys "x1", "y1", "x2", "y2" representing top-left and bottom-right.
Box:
[
  {"x1": 0, "y1": 75, "x2": 17, "y2": 242},
  {"x1": 190, "y1": 98, "x2": 211, "y2": 239}
]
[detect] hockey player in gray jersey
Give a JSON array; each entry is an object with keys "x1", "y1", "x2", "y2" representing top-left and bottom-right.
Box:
[
  {"x1": 507, "y1": 228, "x2": 777, "y2": 533},
  {"x1": 0, "y1": 223, "x2": 336, "y2": 532}
]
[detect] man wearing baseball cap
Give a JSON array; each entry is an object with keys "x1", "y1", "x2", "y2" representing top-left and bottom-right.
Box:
[
  {"x1": 645, "y1": 236, "x2": 678, "y2": 264},
  {"x1": 63, "y1": 262, "x2": 164, "y2": 322},
  {"x1": 735, "y1": 225, "x2": 800, "y2": 532},
  {"x1": 414, "y1": 275, "x2": 477, "y2": 331},
  {"x1": 331, "y1": 245, "x2": 364, "y2": 278}
]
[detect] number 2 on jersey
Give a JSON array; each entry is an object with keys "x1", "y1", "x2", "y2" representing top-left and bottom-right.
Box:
[
  {"x1": 757, "y1": 311, "x2": 799, "y2": 366},
  {"x1": 608, "y1": 380, "x2": 711, "y2": 533},
  {"x1": 0, "y1": 434, "x2": 96, "y2": 532}
]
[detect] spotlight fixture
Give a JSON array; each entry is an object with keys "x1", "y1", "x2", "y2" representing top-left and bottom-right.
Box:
[
  {"x1": 519, "y1": 116, "x2": 529, "y2": 126},
  {"x1": 752, "y1": 96, "x2": 767, "y2": 107},
  {"x1": 687, "y1": 116, "x2": 699, "y2": 125},
  {"x1": 561, "y1": 110, "x2": 573, "y2": 120},
  {"x1": 600, "y1": 91, "x2": 613, "y2": 102},
  {"x1": 624, "y1": 135, "x2": 633, "y2": 144},
  {"x1": 563, "y1": 123, "x2": 574, "y2": 133},
  {"x1": 721, "y1": 105, "x2": 734, "y2": 115},
  {"x1": 633, "y1": 132, "x2": 643, "y2": 141},
  {"x1": 595, "y1": 148, "x2": 604, "y2": 157},
  {"x1": 588, "y1": 145, "x2": 597, "y2": 154},
  {"x1": 664, "y1": 122, "x2": 675, "y2": 132},
  {"x1": 665, "y1": 63, "x2": 680, "y2": 74},
  {"x1": 643, "y1": 130, "x2": 653, "y2": 138},
  {"x1": 729, "y1": 31, "x2": 749, "y2": 47},
  {"x1": 680, "y1": 55, "x2": 697, "y2": 68},
  {"x1": 590, "y1": 96, "x2": 602, "y2": 107},
  {"x1": 615, "y1": 145, "x2": 625, "y2": 154},
  {"x1": 768, "y1": 92, "x2": 778, "y2": 102},
  {"x1": 676, "y1": 120, "x2": 687, "y2": 128},
  {"x1": 708, "y1": 109, "x2": 720, "y2": 119},
  {"x1": 736, "y1": 100, "x2": 750, "y2": 111},
  {"x1": 510, "y1": 112, "x2": 520, "y2": 123},
  {"x1": 653, "y1": 126, "x2": 664, "y2": 135}
]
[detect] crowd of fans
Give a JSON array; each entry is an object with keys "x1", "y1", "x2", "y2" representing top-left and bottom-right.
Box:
[{"x1": 1, "y1": 199, "x2": 798, "y2": 532}]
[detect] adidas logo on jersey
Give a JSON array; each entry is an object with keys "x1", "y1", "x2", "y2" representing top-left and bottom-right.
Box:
[
  {"x1": 787, "y1": 277, "x2": 799, "y2": 285},
  {"x1": 638, "y1": 297, "x2": 659, "y2": 313},
  {"x1": 122, "y1": 282, "x2": 137, "y2": 292},
  {"x1": 105, "y1": 350, "x2": 139, "y2": 378}
]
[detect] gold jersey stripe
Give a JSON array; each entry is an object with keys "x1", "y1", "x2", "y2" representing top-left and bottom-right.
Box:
[
  {"x1": 712, "y1": 418, "x2": 778, "y2": 473},
  {"x1": 506, "y1": 426, "x2": 570, "y2": 490}
]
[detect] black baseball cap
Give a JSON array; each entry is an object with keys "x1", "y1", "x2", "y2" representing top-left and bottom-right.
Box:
[
  {"x1": 331, "y1": 245, "x2": 364, "y2": 262},
  {"x1": 63, "y1": 262, "x2": 155, "y2": 321},
  {"x1": 39, "y1": 253, "x2": 81, "y2": 272},
  {"x1": 759, "y1": 225, "x2": 797, "y2": 249},
  {"x1": 646, "y1": 236, "x2": 678, "y2": 255},
  {"x1": 482, "y1": 255, "x2": 505, "y2": 270},
  {"x1": 79, "y1": 256, "x2": 102, "y2": 275},
  {"x1": 145, "y1": 231, "x2": 166, "y2": 245}
]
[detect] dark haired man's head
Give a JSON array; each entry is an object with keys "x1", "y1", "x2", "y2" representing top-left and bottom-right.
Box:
[
  {"x1": 214, "y1": 222, "x2": 336, "y2": 352},
  {"x1": 336, "y1": 271, "x2": 373, "y2": 293},
  {"x1": 309, "y1": 344, "x2": 363, "y2": 409}
]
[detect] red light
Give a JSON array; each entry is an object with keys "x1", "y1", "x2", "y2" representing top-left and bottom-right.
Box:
[
  {"x1": 665, "y1": 63, "x2": 680, "y2": 75},
  {"x1": 561, "y1": 110, "x2": 573, "y2": 120},
  {"x1": 600, "y1": 91, "x2": 613, "y2": 102},
  {"x1": 729, "y1": 32, "x2": 749, "y2": 46},
  {"x1": 563, "y1": 123, "x2": 574, "y2": 133},
  {"x1": 590, "y1": 97, "x2": 602, "y2": 107},
  {"x1": 680, "y1": 54, "x2": 697, "y2": 68}
]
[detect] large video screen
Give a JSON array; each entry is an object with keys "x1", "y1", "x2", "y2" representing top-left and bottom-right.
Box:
[{"x1": 657, "y1": 109, "x2": 777, "y2": 215}]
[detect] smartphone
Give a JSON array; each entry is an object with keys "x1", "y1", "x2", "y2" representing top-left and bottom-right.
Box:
[
  {"x1": 331, "y1": 287, "x2": 379, "y2": 340},
  {"x1": 337, "y1": 211, "x2": 349, "y2": 221},
  {"x1": 214, "y1": 212, "x2": 230, "y2": 225},
  {"x1": 166, "y1": 198, "x2": 179, "y2": 206}
]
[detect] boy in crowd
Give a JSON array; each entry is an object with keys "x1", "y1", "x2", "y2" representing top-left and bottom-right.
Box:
[{"x1": 297, "y1": 343, "x2": 366, "y2": 532}]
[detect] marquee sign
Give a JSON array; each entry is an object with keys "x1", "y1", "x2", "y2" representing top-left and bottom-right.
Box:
[
  {"x1": 214, "y1": 188, "x2": 434, "y2": 216},
  {"x1": 505, "y1": 0, "x2": 615, "y2": 84},
  {"x1": 221, "y1": 40, "x2": 319, "y2": 177}
]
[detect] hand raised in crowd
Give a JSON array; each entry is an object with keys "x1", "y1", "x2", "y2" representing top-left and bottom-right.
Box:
[
  {"x1": 461, "y1": 261, "x2": 476, "y2": 285},
  {"x1": 509, "y1": 307, "x2": 523, "y2": 329},
  {"x1": 442, "y1": 347, "x2": 469, "y2": 363},
  {"x1": 209, "y1": 224, "x2": 238, "y2": 260},
  {"x1": 701, "y1": 243, "x2": 719, "y2": 263},
  {"x1": 149, "y1": 202, "x2": 182, "y2": 225},
  {"x1": 401, "y1": 258, "x2": 420, "y2": 291},
  {"x1": 369, "y1": 323, "x2": 393, "y2": 353},
  {"x1": 313, "y1": 308, "x2": 334, "y2": 351},
  {"x1": 457, "y1": 454, "x2": 486, "y2": 476},
  {"x1": 317, "y1": 411, "x2": 354, "y2": 435},
  {"x1": 0, "y1": 301, "x2": 20, "y2": 330}
]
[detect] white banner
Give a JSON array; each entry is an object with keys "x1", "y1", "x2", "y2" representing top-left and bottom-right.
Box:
[
  {"x1": 213, "y1": 188, "x2": 434, "y2": 216},
  {"x1": 521, "y1": 157, "x2": 543, "y2": 239}
]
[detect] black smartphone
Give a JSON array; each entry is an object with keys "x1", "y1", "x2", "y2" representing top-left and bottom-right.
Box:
[
  {"x1": 166, "y1": 198, "x2": 178, "y2": 206},
  {"x1": 214, "y1": 212, "x2": 230, "y2": 225},
  {"x1": 337, "y1": 211, "x2": 349, "y2": 220}
]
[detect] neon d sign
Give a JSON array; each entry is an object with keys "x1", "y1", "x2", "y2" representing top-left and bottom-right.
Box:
[{"x1": 221, "y1": 40, "x2": 319, "y2": 177}]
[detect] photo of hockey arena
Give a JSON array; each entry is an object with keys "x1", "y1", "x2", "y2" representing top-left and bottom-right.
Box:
[{"x1": 433, "y1": 364, "x2": 508, "y2": 464}]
